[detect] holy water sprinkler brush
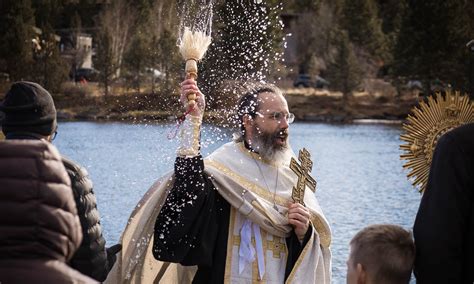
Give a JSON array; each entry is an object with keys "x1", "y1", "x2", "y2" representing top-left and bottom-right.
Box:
[{"x1": 178, "y1": 27, "x2": 212, "y2": 108}]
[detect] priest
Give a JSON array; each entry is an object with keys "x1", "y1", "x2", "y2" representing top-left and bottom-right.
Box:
[{"x1": 105, "y1": 80, "x2": 331, "y2": 284}]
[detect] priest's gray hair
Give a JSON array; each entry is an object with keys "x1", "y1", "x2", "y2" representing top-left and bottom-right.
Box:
[{"x1": 233, "y1": 82, "x2": 283, "y2": 142}]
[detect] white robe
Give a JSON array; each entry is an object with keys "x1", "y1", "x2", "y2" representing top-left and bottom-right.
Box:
[{"x1": 106, "y1": 141, "x2": 332, "y2": 284}]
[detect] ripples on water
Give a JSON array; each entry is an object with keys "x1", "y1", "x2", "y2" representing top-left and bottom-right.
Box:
[{"x1": 55, "y1": 121, "x2": 420, "y2": 283}]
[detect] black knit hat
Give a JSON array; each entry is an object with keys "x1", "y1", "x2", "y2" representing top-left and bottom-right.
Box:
[{"x1": 0, "y1": 81, "x2": 57, "y2": 136}]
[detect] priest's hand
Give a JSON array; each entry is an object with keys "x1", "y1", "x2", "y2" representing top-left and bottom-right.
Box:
[
  {"x1": 288, "y1": 203, "x2": 310, "y2": 242},
  {"x1": 180, "y1": 79, "x2": 205, "y2": 116}
]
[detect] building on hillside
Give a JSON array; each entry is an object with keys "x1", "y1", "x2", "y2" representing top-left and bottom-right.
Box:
[{"x1": 60, "y1": 33, "x2": 93, "y2": 69}]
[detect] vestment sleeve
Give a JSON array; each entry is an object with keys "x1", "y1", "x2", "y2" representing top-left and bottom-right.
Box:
[
  {"x1": 285, "y1": 225, "x2": 313, "y2": 280},
  {"x1": 413, "y1": 133, "x2": 472, "y2": 283},
  {"x1": 152, "y1": 155, "x2": 222, "y2": 267}
]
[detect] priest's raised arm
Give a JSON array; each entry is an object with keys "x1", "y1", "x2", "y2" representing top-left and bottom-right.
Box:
[{"x1": 153, "y1": 79, "x2": 230, "y2": 282}]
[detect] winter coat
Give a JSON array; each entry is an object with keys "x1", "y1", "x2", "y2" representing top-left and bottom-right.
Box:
[
  {"x1": 0, "y1": 139, "x2": 96, "y2": 283},
  {"x1": 414, "y1": 123, "x2": 474, "y2": 283},
  {"x1": 64, "y1": 156, "x2": 112, "y2": 281}
]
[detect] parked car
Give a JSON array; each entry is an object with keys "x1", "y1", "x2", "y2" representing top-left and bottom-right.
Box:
[
  {"x1": 406, "y1": 79, "x2": 451, "y2": 93},
  {"x1": 315, "y1": 75, "x2": 330, "y2": 89},
  {"x1": 293, "y1": 74, "x2": 312, "y2": 88},
  {"x1": 293, "y1": 74, "x2": 329, "y2": 89},
  {"x1": 73, "y1": 68, "x2": 99, "y2": 82},
  {"x1": 406, "y1": 80, "x2": 423, "y2": 90}
]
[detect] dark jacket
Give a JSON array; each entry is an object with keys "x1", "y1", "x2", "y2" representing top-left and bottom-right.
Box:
[
  {"x1": 0, "y1": 139, "x2": 96, "y2": 283},
  {"x1": 414, "y1": 123, "x2": 474, "y2": 283},
  {"x1": 64, "y1": 156, "x2": 113, "y2": 281}
]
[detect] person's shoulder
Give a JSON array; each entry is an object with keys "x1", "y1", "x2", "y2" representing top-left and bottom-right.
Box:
[
  {"x1": 207, "y1": 141, "x2": 236, "y2": 159},
  {"x1": 447, "y1": 123, "x2": 474, "y2": 140},
  {"x1": 1, "y1": 139, "x2": 61, "y2": 159},
  {"x1": 61, "y1": 155, "x2": 89, "y2": 179},
  {"x1": 441, "y1": 123, "x2": 474, "y2": 147}
]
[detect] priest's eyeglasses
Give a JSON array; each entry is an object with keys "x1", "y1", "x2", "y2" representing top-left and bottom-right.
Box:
[{"x1": 255, "y1": 111, "x2": 295, "y2": 124}]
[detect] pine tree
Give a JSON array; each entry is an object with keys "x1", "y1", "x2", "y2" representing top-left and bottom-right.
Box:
[
  {"x1": 32, "y1": 0, "x2": 65, "y2": 29},
  {"x1": 61, "y1": 0, "x2": 102, "y2": 30},
  {"x1": 200, "y1": 0, "x2": 284, "y2": 107},
  {"x1": 342, "y1": 0, "x2": 388, "y2": 61},
  {"x1": 0, "y1": 0, "x2": 35, "y2": 81},
  {"x1": 326, "y1": 31, "x2": 362, "y2": 97},
  {"x1": 124, "y1": 33, "x2": 149, "y2": 93},
  {"x1": 394, "y1": 1, "x2": 470, "y2": 94},
  {"x1": 376, "y1": 0, "x2": 407, "y2": 67},
  {"x1": 32, "y1": 24, "x2": 69, "y2": 93},
  {"x1": 293, "y1": 2, "x2": 340, "y2": 75},
  {"x1": 156, "y1": 29, "x2": 181, "y2": 92},
  {"x1": 284, "y1": 0, "x2": 320, "y2": 13},
  {"x1": 95, "y1": 31, "x2": 115, "y2": 96}
]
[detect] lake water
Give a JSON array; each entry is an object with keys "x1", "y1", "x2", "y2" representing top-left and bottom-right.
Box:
[{"x1": 55, "y1": 121, "x2": 421, "y2": 283}]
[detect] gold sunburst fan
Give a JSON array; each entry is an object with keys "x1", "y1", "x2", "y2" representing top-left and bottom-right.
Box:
[{"x1": 400, "y1": 91, "x2": 474, "y2": 193}]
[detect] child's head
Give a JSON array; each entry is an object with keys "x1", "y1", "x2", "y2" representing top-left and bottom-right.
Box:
[{"x1": 347, "y1": 224, "x2": 415, "y2": 284}]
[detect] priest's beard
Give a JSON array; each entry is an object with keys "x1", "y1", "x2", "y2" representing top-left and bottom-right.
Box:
[{"x1": 250, "y1": 125, "x2": 291, "y2": 165}]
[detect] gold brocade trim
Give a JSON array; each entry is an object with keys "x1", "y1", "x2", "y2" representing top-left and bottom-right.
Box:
[
  {"x1": 285, "y1": 227, "x2": 314, "y2": 284},
  {"x1": 310, "y1": 215, "x2": 331, "y2": 248},
  {"x1": 206, "y1": 159, "x2": 288, "y2": 206},
  {"x1": 252, "y1": 259, "x2": 262, "y2": 284},
  {"x1": 251, "y1": 228, "x2": 266, "y2": 283},
  {"x1": 189, "y1": 115, "x2": 201, "y2": 155},
  {"x1": 224, "y1": 208, "x2": 236, "y2": 284},
  {"x1": 206, "y1": 159, "x2": 332, "y2": 248},
  {"x1": 400, "y1": 91, "x2": 474, "y2": 193},
  {"x1": 267, "y1": 235, "x2": 287, "y2": 259},
  {"x1": 176, "y1": 114, "x2": 202, "y2": 157},
  {"x1": 232, "y1": 234, "x2": 285, "y2": 260}
]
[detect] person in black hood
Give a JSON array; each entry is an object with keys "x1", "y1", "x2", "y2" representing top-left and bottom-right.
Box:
[
  {"x1": 413, "y1": 123, "x2": 474, "y2": 283},
  {"x1": 0, "y1": 81, "x2": 121, "y2": 282}
]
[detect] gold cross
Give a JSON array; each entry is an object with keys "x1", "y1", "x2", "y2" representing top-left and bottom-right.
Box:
[
  {"x1": 266, "y1": 237, "x2": 286, "y2": 259},
  {"x1": 290, "y1": 148, "x2": 317, "y2": 205},
  {"x1": 232, "y1": 235, "x2": 286, "y2": 259}
]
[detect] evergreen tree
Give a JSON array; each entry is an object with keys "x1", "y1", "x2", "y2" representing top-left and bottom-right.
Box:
[
  {"x1": 326, "y1": 31, "x2": 362, "y2": 97},
  {"x1": 200, "y1": 0, "x2": 284, "y2": 107},
  {"x1": 376, "y1": 0, "x2": 407, "y2": 66},
  {"x1": 156, "y1": 29, "x2": 181, "y2": 92},
  {"x1": 95, "y1": 31, "x2": 115, "y2": 96},
  {"x1": 377, "y1": 0, "x2": 407, "y2": 40},
  {"x1": 394, "y1": 1, "x2": 470, "y2": 93},
  {"x1": 32, "y1": 0, "x2": 65, "y2": 29},
  {"x1": 284, "y1": 0, "x2": 320, "y2": 13},
  {"x1": 61, "y1": 0, "x2": 103, "y2": 30},
  {"x1": 460, "y1": 1, "x2": 474, "y2": 97},
  {"x1": 124, "y1": 32, "x2": 150, "y2": 93},
  {"x1": 293, "y1": 2, "x2": 340, "y2": 75},
  {"x1": 0, "y1": 0, "x2": 35, "y2": 81},
  {"x1": 32, "y1": 25, "x2": 69, "y2": 93},
  {"x1": 342, "y1": 0, "x2": 388, "y2": 61}
]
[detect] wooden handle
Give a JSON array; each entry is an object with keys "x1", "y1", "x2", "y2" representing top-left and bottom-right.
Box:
[
  {"x1": 186, "y1": 72, "x2": 197, "y2": 107},
  {"x1": 185, "y1": 60, "x2": 198, "y2": 107}
]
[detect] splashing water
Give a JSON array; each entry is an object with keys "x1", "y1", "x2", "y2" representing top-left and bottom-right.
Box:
[
  {"x1": 196, "y1": 2, "x2": 286, "y2": 130},
  {"x1": 178, "y1": 0, "x2": 214, "y2": 42}
]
